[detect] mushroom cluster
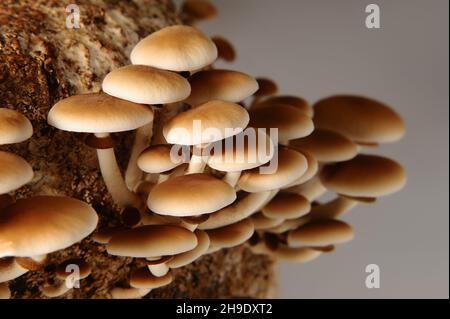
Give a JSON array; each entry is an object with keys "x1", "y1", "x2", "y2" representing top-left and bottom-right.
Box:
[{"x1": 0, "y1": 108, "x2": 99, "y2": 299}]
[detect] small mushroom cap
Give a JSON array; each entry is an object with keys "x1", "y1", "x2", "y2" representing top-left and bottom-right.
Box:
[
  {"x1": 313, "y1": 95, "x2": 405, "y2": 144},
  {"x1": 92, "y1": 226, "x2": 127, "y2": 244},
  {"x1": 163, "y1": 100, "x2": 249, "y2": 145},
  {"x1": 0, "y1": 282, "x2": 10, "y2": 299},
  {"x1": 130, "y1": 25, "x2": 217, "y2": 72},
  {"x1": 320, "y1": 154, "x2": 407, "y2": 197},
  {"x1": 211, "y1": 36, "x2": 236, "y2": 62},
  {"x1": 0, "y1": 151, "x2": 33, "y2": 194},
  {"x1": 186, "y1": 69, "x2": 258, "y2": 106},
  {"x1": 254, "y1": 78, "x2": 278, "y2": 97},
  {"x1": 130, "y1": 267, "x2": 173, "y2": 289},
  {"x1": 107, "y1": 225, "x2": 197, "y2": 258},
  {"x1": 249, "y1": 104, "x2": 314, "y2": 142},
  {"x1": 102, "y1": 65, "x2": 191, "y2": 105},
  {"x1": 290, "y1": 129, "x2": 359, "y2": 163},
  {"x1": 0, "y1": 108, "x2": 33, "y2": 145},
  {"x1": 206, "y1": 218, "x2": 254, "y2": 249},
  {"x1": 266, "y1": 216, "x2": 311, "y2": 234},
  {"x1": 47, "y1": 93, "x2": 154, "y2": 133},
  {"x1": 40, "y1": 282, "x2": 71, "y2": 298},
  {"x1": 287, "y1": 220, "x2": 354, "y2": 247},
  {"x1": 0, "y1": 196, "x2": 98, "y2": 258},
  {"x1": 208, "y1": 128, "x2": 274, "y2": 172},
  {"x1": 182, "y1": 0, "x2": 218, "y2": 21},
  {"x1": 0, "y1": 257, "x2": 28, "y2": 283},
  {"x1": 167, "y1": 230, "x2": 210, "y2": 268},
  {"x1": 309, "y1": 196, "x2": 358, "y2": 221},
  {"x1": 284, "y1": 150, "x2": 318, "y2": 186},
  {"x1": 137, "y1": 144, "x2": 183, "y2": 174},
  {"x1": 147, "y1": 173, "x2": 236, "y2": 217},
  {"x1": 55, "y1": 258, "x2": 91, "y2": 280},
  {"x1": 254, "y1": 96, "x2": 313, "y2": 117},
  {"x1": 262, "y1": 192, "x2": 311, "y2": 220},
  {"x1": 110, "y1": 287, "x2": 150, "y2": 299},
  {"x1": 274, "y1": 245, "x2": 322, "y2": 263},
  {"x1": 251, "y1": 213, "x2": 284, "y2": 230},
  {"x1": 238, "y1": 148, "x2": 308, "y2": 192}
]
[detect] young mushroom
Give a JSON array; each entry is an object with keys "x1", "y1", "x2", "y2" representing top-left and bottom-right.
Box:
[
  {"x1": 251, "y1": 78, "x2": 278, "y2": 106},
  {"x1": 130, "y1": 267, "x2": 173, "y2": 290},
  {"x1": 47, "y1": 93, "x2": 154, "y2": 209},
  {"x1": 252, "y1": 95, "x2": 313, "y2": 117},
  {"x1": 211, "y1": 36, "x2": 237, "y2": 63},
  {"x1": 0, "y1": 257, "x2": 28, "y2": 283},
  {"x1": 206, "y1": 218, "x2": 255, "y2": 252},
  {"x1": 262, "y1": 192, "x2": 311, "y2": 220},
  {"x1": 181, "y1": 0, "x2": 218, "y2": 24},
  {"x1": 0, "y1": 108, "x2": 33, "y2": 145},
  {"x1": 0, "y1": 151, "x2": 33, "y2": 195},
  {"x1": 166, "y1": 230, "x2": 210, "y2": 268}
]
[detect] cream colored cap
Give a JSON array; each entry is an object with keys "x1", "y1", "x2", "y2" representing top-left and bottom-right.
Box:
[
  {"x1": 320, "y1": 154, "x2": 407, "y2": 197},
  {"x1": 167, "y1": 230, "x2": 210, "y2": 268},
  {"x1": 287, "y1": 220, "x2": 354, "y2": 247},
  {"x1": 163, "y1": 100, "x2": 249, "y2": 145},
  {"x1": 185, "y1": 69, "x2": 258, "y2": 106},
  {"x1": 254, "y1": 95, "x2": 313, "y2": 117},
  {"x1": 206, "y1": 218, "x2": 254, "y2": 249},
  {"x1": 0, "y1": 108, "x2": 33, "y2": 145},
  {"x1": 274, "y1": 245, "x2": 322, "y2": 263},
  {"x1": 147, "y1": 173, "x2": 236, "y2": 217},
  {"x1": 137, "y1": 144, "x2": 183, "y2": 174},
  {"x1": 262, "y1": 192, "x2": 311, "y2": 220},
  {"x1": 290, "y1": 129, "x2": 359, "y2": 163},
  {"x1": 238, "y1": 147, "x2": 308, "y2": 192},
  {"x1": 130, "y1": 25, "x2": 217, "y2": 72},
  {"x1": 313, "y1": 95, "x2": 405, "y2": 144},
  {"x1": 0, "y1": 257, "x2": 28, "y2": 283},
  {"x1": 249, "y1": 104, "x2": 314, "y2": 142},
  {"x1": 284, "y1": 150, "x2": 318, "y2": 186},
  {"x1": 48, "y1": 93, "x2": 154, "y2": 133},
  {"x1": 0, "y1": 196, "x2": 98, "y2": 257},
  {"x1": 0, "y1": 151, "x2": 33, "y2": 194},
  {"x1": 251, "y1": 213, "x2": 284, "y2": 230},
  {"x1": 107, "y1": 225, "x2": 197, "y2": 258},
  {"x1": 130, "y1": 267, "x2": 173, "y2": 289},
  {"x1": 102, "y1": 65, "x2": 190, "y2": 105}
]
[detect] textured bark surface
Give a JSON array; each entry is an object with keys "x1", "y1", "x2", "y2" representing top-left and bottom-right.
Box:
[{"x1": 0, "y1": 0, "x2": 276, "y2": 299}]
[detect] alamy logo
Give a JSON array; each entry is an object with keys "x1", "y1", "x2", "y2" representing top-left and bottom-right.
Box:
[
  {"x1": 66, "y1": 4, "x2": 80, "y2": 29},
  {"x1": 65, "y1": 264, "x2": 81, "y2": 289},
  {"x1": 365, "y1": 264, "x2": 380, "y2": 288},
  {"x1": 365, "y1": 4, "x2": 381, "y2": 29}
]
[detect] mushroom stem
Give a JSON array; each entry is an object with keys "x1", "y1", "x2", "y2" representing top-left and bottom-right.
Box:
[
  {"x1": 186, "y1": 149, "x2": 207, "y2": 174},
  {"x1": 125, "y1": 122, "x2": 154, "y2": 190},
  {"x1": 95, "y1": 133, "x2": 142, "y2": 209},
  {"x1": 223, "y1": 171, "x2": 241, "y2": 187},
  {"x1": 147, "y1": 263, "x2": 170, "y2": 277}
]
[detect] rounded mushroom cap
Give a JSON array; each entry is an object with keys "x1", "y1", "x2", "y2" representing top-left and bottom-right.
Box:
[
  {"x1": 182, "y1": 0, "x2": 218, "y2": 20},
  {"x1": 0, "y1": 196, "x2": 98, "y2": 258},
  {"x1": 137, "y1": 144, "x2": 183, "y2": 174},
  {"x1": 47, "y1": 93, "x2": 154, "y2": 133},
  {"x1": 262, "y1": 192, "x2": 311, "y2": 220},
  {"x1": 290, "y1": 129, "x2": 359, "y2": 163},
  {"x1": 167, "y1": 230, "x2": 210, "y2": 268},
  {"x1": 206, "y1": 218, "x2": 254, "y2": 249},
  {"x1": 313, "y1": 95, "x2": 405, "y2": 144},
  {"x1": 254, "y1": 78, "x2": 278, "y2": 97},
  {"x1": 130, "y1": 25, "x2": 218, "y2": 72},
  {"x1": 285, "y1": 150, "x2": 318, "y2": 186},
  {"x1": 147, "y1": 173, "x2": 236, "y2": 217},
  {"x1": 0, "y1": 151, "x2": 33, "y2": 194},
  {"x1": 320, "y1": 154, "x2": 407, "y2": 197},
  {"x1": 0, "y1": 257, "x2": 28, "y2": 283},
  {"x1": 287, "y1": 220, "x2": 354, "y2": 247},
  {"x1": 185, "y1": 69, "x2": 258, "y2": 106},
  {"x1": 251, "y1": 213, "x2": 284, "y2": 230},
  {"x1": 55, "y1": 259, "x2": 91, "y2": 280},
  {"x1": 0, "y1": 108, "x2": 33, "y2": 145},
  {"x1": 211, "y1": 36, "x2": 236, "y2": 62},
  {"x1": 207, "y1": 128, "x2": 274, "y2": 172},
  {"x1": 274, "y1": 245, "x2": 322, "y2": 263},
  {"x1": 254, "y1": 95, "x2": 313, "y2": 117},
  {"x1": 238, "y1": 147, "x2": 308, "y2": 192},
  {"x1": 130, "y1": 267, "x2": 173, "y2": 289},
  {"x1": 107, "y1": 225, "x2": 197, "y2": 258},
  {"x1": 249, "y1": 104, "x2": 314, "y2": 142},
  {"x1": 102, "y1": 65, "x2": 191, "y2": 105},
  {"x1": 163, "y1": 100, "x2": 249, "y2": 145}
]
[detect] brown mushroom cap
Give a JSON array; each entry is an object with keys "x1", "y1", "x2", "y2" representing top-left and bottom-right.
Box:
[
  {"x1": 287, "y1": 220, "x2": 354, "y2": 247},
  {"x1": 290, "y1": 129, "x2": 359, "y2": 163},
  {"x1": 163, "y1": 100, "x2": 249, "y2": 145},
  {"x1": 251, "y1": 212, "x2": 284, "y2": 230},
  {"x1": 207, "y1": 218, "x2": 254, "y2": 249},
  {"x1": 254, "y1": 78, "x2": 278, "y2": 97},
  {"x1": 110, "y1": 287, "x2": 150, "y2": 299},
  {"x1": 107, "y1": 225, "x2": 197, "y2": 258},
  {"x1": 137, "y1": 144, "x2": 184, "y2": 174},
  {"x1": 320, "y1": 154, "x2": 407, "y2": 197},
  {"x1": 273, "y1": 245, "x2": 322, "y2": 263},
  {"x1": 166, "y1": 230, "x2": 210, "y2": 268},
  {"x1": 0, "y1": 196, "x2": 98, "y2": 257},
  {"x1": 253, "y1": 95, "x2": 313, "y2": 117},
  {"x1": 313, "y1": 95, "x2": 405, "y2": 144},
  {"x1": 0, "y1": 151, "x2": 33, "y2": 194},
  {"x1": 48, "y1": 93, "x2": 154, "y2": 133},
  {"x1": 211, "y1": 36, "x2": 236, "y2": 62},
  {"x1": 182, "y1": 0, "x2": 218, "y2": 21},
  {"x1": 262, "y1": 192, "x2": 311, "y2": 220},
  {"x1": 185, "y1": 70, "x2": 258, "y2": 106},
  {"x1": 309, "y1": 196, "x2": 358, "y2": 221},
  {"x1": 238, "y1": 147, "x2": 308, "y2": 192},
  {"x1": 285, "y1": 150, "x2": 318, "y2": 186},
  {"x1": 130, "y1": 25, "x2": 217, "y2": 72},
  {"x1": 147, "y1": 173, "x2": 236, "y2": 217},
  {"x1": 249, "y1": 104, "x2": 314, "y2": 142},
  {"x1": 0, "y1": 108, "x2": 33, "y2": 145},
  {"x1": 55, "y1": 258, "x2": 91, "y2": 280},
  {"x1": 130, "y1": 267, "x2": 173, "y2": 289}
]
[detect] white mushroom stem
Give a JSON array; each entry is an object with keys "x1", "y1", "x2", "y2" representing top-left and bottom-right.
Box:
[
  {"x1": 223, "y1": 171, "x2": 241, "y2": 187},
  {"x1": 125, "y1": 122, "x2": 154, "y2": 190},
  {"x1": 186, "y1": 145, "x2": 208, "y2": 174},
  {"x1": 95, "y1": 133, "x2": 142, "y2": 209},
  {"x1": 157, "y1": 173, "x2": 170, "y2": 184},
  {"x1": 147, "y1": 263, "x2": 170, "y2": 277}
]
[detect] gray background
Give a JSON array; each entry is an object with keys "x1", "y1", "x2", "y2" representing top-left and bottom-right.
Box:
[{"x1": 199, "y1": 0, "x2": 449, "y2": 298}]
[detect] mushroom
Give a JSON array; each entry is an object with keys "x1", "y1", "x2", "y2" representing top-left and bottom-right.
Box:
[
  {"x1": 0, "y1": 151, "x2": 33, "y2": 195},
  {"x1": 250, "y1": 213, "x2": 284, "y2": 230},
  {"x1": 320, "y1": 154, "x2": 407, "y2": 198},
  {"x1": 130, "y1": 25, "x2": 217, "y2": 75},
  {"x1": 308, "y1": 196, "x2": 359, "y2": 221},
  {"x1": 55, "y1": 258, "x2": 91, "y2": 281},
  {"x1": 40, "y1": 282, "x2": 71, "y2": 298},
  {"x1": 110, "y1": 287, "x2": 151, "y2": 299},
  {"x1": 47, "y1": 92, "x2": 154, "y2": 208},
  {"x1": 273, "y1": 245, "x2": 322, "y2": 263},
  {"x1": 251, "y1": 78, "x2": 278, "y2": 106},
  {"x1": 92, "y1": 226, "x2": 127, "y2": 244},
  {"x1": 285, "y1": 176, "x2": 327, "y2": 202},
  {"x1": 163, "y1": 100, "x2": 249, "y2": 174},
  {"x1": 102, "y1": 64, "x2": 191, "y2": 189},
  {"x1": 0, "y1": 257, "x2": 28, "y2": 283},
  {"x1": 206, "y1": 218, "x2": 254, "y2": 251},
  {"x1": 15, "y1": 255, "x2": 48, "y2": 271},
  {"x1": 0, "y1": 196, "x2": 98, "y2": 258},
  {"x1": 184, "y1": 69, "x2": 258, "y2": 106},
  {"x1": 262, "y1": 192, "x2": 311, "y2": 220},
  {"x1": 252, "y1": 95, "x2": 313, "y2": 117},
  {"x1": 287, "y1": 219, "x2": 354, "y2": 247},
  {"x1": 181, "y1": 0, "x2": 218, "y2": 24},
  {"x1": 313, "y1": 95, "x2": 405, "y2": 145},
  {"x1": 130, "y1": 267, "x2": 173, "y2": 289},
  {"x1": 0, "y1": 282, "x2": 10, "y2": 299},
  {"x1": 211, "y1": 36, "x2": 236, "y2": 62},
  {"x1": 265, "y1": 216, "x2": 311, "y2": 234},
  {"x1": 0, "y1": 108, "x2": 33, "y2": 145},
  {"x1": 282, "y1": 150, "x2": 318, "y2": 187},
  {"x1": 166, "y1": 230, "x2": 210, "y2": 268},
  {"x1": 107, "y1": 225, "x2": 197, "y2": 277}
]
